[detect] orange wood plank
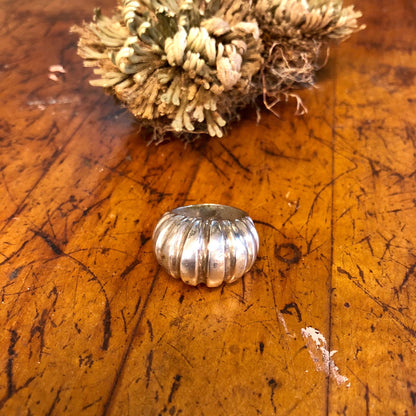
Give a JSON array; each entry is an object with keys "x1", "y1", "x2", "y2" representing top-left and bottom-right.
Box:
[{"x1": 0, "y1": 0, "x2": 415, "y2": 415}]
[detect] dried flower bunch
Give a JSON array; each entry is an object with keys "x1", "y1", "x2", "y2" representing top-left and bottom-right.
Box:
[
  {"x1": 72, "y1": 0, "x2": 363, "y2": 141},
  {"x1": 255, "y1": 0, "x2": 364, "y2": 115}
]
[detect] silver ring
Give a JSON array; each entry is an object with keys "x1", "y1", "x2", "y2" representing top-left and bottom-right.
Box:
[{"x1": 153, "y1": 204, "x2": 259, "y2": 287}]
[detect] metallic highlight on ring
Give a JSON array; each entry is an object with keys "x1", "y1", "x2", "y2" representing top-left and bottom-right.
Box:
[{"x1": 153, "y1": 204, "x2": 259, "y2": 287}]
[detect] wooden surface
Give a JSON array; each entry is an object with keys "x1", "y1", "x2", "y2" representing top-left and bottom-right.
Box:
[{"x1": 1, "y1": 0, "x2": 415, "y2": 415}]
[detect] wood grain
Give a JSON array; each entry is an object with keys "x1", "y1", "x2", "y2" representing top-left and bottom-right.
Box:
[{"x1": 0, "y1": 0, "x2": 415, "y2": 415}]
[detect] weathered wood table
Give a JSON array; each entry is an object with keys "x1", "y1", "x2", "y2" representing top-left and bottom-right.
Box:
[{"x1": 1, "y1": 0, "x2": 415, "y2": 414}]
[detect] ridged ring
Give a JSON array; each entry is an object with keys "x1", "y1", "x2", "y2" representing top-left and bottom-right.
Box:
[{"x1": 153, "y1": 204, "x2": 259, "y2": 287}]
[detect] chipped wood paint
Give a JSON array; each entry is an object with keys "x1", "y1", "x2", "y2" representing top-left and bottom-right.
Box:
[{"x1": 301, "y1": 326, "x2": 350, "y2": 386}]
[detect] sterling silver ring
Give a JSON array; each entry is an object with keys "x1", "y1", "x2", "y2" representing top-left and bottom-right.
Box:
[{"x1": 153, "y1": 204, "x2": 259, "y2": 287}]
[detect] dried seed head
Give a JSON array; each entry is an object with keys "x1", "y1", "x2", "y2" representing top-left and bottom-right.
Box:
[
  {"x1": 71, "y1": 0, "x2": 364, "y2": 141},
  {"x1": 253, "y1": 0, "x2": 365, "y2": 111},
  {"x1": 72, "y1": 0, "x2": 262, "y2": 142}
]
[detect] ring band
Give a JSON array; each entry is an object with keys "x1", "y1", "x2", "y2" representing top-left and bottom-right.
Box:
[{"x1": 153, "y1": 204, "x2": 259, "y2": 287}]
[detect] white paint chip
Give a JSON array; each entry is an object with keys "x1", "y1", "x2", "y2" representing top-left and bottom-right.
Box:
[
  {"x1": 301, "y1": 326, "x2": 350, "y2": 386},
  {"x1": 48, "y1": 73, "x2": 59, "y2": 82},
  {"x1": 49, "y1": 64, "x2": 66, "y2": 73}
]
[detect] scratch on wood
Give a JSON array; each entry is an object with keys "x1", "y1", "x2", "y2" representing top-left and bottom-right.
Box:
[
  {"x1": 121, "y1": 309, "x2": 127, "y2": 334},
  {"x1": 7, "y1": 330, "x2": 19, "y2": 396},
  {"x1": 168, "y1": 375, "x2": 182, "y2": 403},
  {"x1": 82, "y1": 397, "x2": 103, "y2": 411},
  {"x1": 120, "y1": 258, "x2": 140, "y2": 279},
  {"x1": 267, "y1": 378, "x2": 280, "y2": 413},
  {"x1": 29, "y1": 309, "x2": 48, "y2": 361},
  {"x1": 147, "y1": 319, "x2": 154, "y2": 341},
  {"x1": 0, "y1": 329, "x2": 36, "y2": 409},
  {"x1": 32, "y1": 229, "x2": 63, "y2": 256},
  {"x1": 166, "y1": 342, "x2": 194, "y2": 368},
  {"x1": 280, "y1": 302, "x2": 302, "y2": 322},
  {"x1": 218, "y1": 142, "x2": 251, "y2": 173},
  {"x1": 337, "y1": 267, "x2": 416, "y2": 338},
  {"x1": 46, "y1": 387, "x2": 62, "y2": 416},
  {"x1": 101, "y1": 267, "x2": 160, "y2": 416},
  {"x1": 399, "y1": 262, "x2": 416, "y2": 292},
  {"x1": 146, "y1": 350, "x2": 153, "y2": 389}
]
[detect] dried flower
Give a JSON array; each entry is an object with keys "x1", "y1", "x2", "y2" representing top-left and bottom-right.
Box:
[
  {"x1": 254, "y1": 0, "x2": 365, "y2": 115},
  {"x1": 72, "y1": 0, "x2": 262, "y2": 142},
  {"x1": 72, "y1": 0, "x2": 363, "y2": 141}
]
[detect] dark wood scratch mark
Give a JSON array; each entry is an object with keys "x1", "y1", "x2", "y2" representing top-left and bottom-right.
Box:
[
  {"x1": 282, "y1": 198, "x2": 300, "y2": 228},
  {"x1": 260, "y1": 142, "x2": 311, "y2": 162},
  {"x1": 253, "y1": 219, "x2": 278, "y2": 231},
  {"x1": 280, "y1": 302, "x2": 302, "y2": 322},
  {"x1": 147, "y1": 319, "x2": 154, "y2": 341},
  {"x1": 368, "y1": 159, "x2": 381, "y2": 177},
  {"x1": 0, "y1": 240, "x2": 30, "y2": 266},
  {"x1": 410, "y1": 391, "x2": 416, "y2": 406},
  {"x1": 244, "y1": 303, "x2": 254, "y2": 312},
  {"x1": 166, "y1": 343, "x2": 194, "y2": 368},
  {"x1": 120, "y1": 258, "x2": 140, "y2": 279},
  {"x1": 399, "y1": 262, "x2": 416, "y2": 292},
  {"x1": 338, "y1": 267, "x2": 416, "y2": 338},
  {"x1": 358, "y1": 236, "x2": 375, "y2": 257},
  {"x1": 121, "y1": 309, "x2": 127, "y2": 334},
  {"x1": 79, "y1": 354, "x2": 94, "y2": 368},
  {"x1": 0, "y1": 105, "x2": 96, "y2": 234},
  {"x1": 0, "y1": 330, "x2": 36, "y2": 410},
  {"x1": 82, "y1": 397, "x2": 103, "y2": 411},
  {"x1": 29, "y1": 309, "x2": 48, "y2": 361},
  {"x1": 254, "y1": 219, "x2": 287, "y2": 238},
  {"x1": 307, "y1": 166, "x2": 357, "y2": 224},
  {"x1": 268, "y1": 378, "x2": 280, "y2": 414},
  {"x1": 101, "y1": 163, "x2": 160, "y2": 196},
  {"x1": 197, "y1": 149, "x2": 230, "y2": 180},
  {"x1": 32, "y1": 229, "x2": 63, "y2": 256},
  {"x1": 67, "y1": 254, "x2": 112, "y2": 350},
  {"x1": 377, "y1": 232, "x2": 396, "y2": 260},
  {"x1": 347, "y1": 365, "x2": 382, "y2": 403},
  {"x1": 73, "y1": 195, "x2": 111, "y2": 226},
  {"x1": 7, "y1": 330, "x2": 19, "y2": 397},
  {"x1": 364, "y1": 384, "x2": 370, "y2": 416},
  {"x1": 356, "y1": 264, "x2": 366, "y2": 284},
  {"x1": 140, "y1": 233, "x2": 151, "y2": 247},
  {"x1": 34, "y1": 227, "x2": 113, "y2": 351},
  {"x1": 46, "y1": 387, "x2": 62, "y2": 416},
  {"x1": 218, "y1": 142, "x2": 251, "y2": 173},
  {"x1": 133, "y1": 296, "x2": 142, "y2": 318},
  {"x1": 29, "y1": 287, "x2": 58, "y2": 361},
  {"x1": 306, "y1": 229, "x2": 319, "y2": 255},
  {"x1": 101, "y1": 267, "x2": 160, "y2": 416},
  {"x1": 1, "y1": 169, "x2": 17, "y2": 206},
  {"x1": 146, "y1": 350, "x2": 153, "y2": 389},
  {"x1": 46, "y1": 210, "x2": 57, "y2": 240},
  {"x1": 168, "y1": 375, "x2": 182, "y2": 403}
]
